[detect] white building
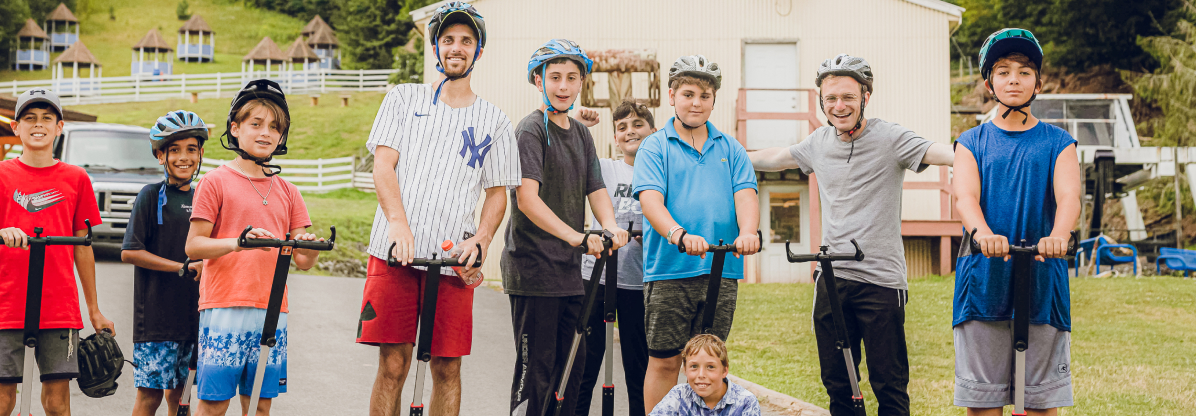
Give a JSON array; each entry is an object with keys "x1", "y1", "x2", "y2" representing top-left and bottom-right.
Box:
[{"x1": 411, "y1": 0, "x2": 965, "y2": 282}]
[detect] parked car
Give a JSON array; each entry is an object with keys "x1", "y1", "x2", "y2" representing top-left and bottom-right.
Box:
[{"x1": 52, "y1": 122, "x2": 163, "y2": 244}]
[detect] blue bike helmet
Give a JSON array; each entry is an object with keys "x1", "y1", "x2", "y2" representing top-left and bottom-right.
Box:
[
  {"x1": 149, "y1": 110, "x2": 208, "y2": 225},
  {"x1": 427, "y1": 1, "x2": 486, "y2": 104},
  {"x1": 526, "y1": 39, "x2": 593, "y2": 145}
]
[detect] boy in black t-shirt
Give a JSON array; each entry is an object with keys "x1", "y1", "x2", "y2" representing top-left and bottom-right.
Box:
[
  {"x1": 121, "y1": 110, "x2": 208, "y2": 416},
  {"x1": 501, "y1": 39, "x2": 628, "y2": 416}
]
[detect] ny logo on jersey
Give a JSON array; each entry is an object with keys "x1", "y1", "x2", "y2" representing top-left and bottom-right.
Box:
[{"x1": 458, "y1": 127, "x2": 493, "y2": 169}]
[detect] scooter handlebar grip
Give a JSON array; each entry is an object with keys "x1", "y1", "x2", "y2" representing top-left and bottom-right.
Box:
[
  {"x1": 42, "y1": 219, "x2": 93, "y2": 246},
  {"x1": 237, "y1": 225, "x2": 283, "y2": 248}
]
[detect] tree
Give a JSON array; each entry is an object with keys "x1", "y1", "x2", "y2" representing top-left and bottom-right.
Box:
[
  {"x1": 950, "y1": 0, "x2": 1176, "y2": 72},
  {"x1": 177, "y1": 0, "x2": 191, "y2": 20},
  {"x1": 1124, "y1": 0, "x2": 1196, "y2": 147},
  {"x1": 28, "y1": 0, "x2": 76, "y2": 21},
  {"x1": 390, "y1": 39, "x2": 423, "y2": 84},
  {"x1": 0, "y1": 0, "x2": 32, "y2": 70}
]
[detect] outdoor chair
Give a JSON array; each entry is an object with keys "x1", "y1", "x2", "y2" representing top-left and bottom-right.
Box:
[
  {"x1": 1078, "y1": 235, "x2": 1139, "y2": 275},
  {"x1": 1156, "y1": 247, "x2": 1196, "y2": 277}
]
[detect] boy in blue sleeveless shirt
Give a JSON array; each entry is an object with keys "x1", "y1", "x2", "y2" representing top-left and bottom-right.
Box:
[{"x1": 952, "y1": 28, "x2": 1081, "y2": 415}]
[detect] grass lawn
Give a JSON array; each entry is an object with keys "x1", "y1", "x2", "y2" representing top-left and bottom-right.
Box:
[
  {"x1": 730, "y1": 275, "x2": 1196, "y2": 415},
  {"x1": 64, "y1": 91, "x2": 385, "y2": 160},
  {"x1": 3, "y1": 0, "x2": 307, "y2": 81}
]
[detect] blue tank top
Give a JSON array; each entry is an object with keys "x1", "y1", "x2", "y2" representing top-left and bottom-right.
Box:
[{"x1": 953, "y1": 121, "x2": 1077, "y2": 331}]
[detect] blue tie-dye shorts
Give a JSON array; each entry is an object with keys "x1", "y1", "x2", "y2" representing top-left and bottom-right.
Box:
[
  {"x1": 196, "y1": 307, "x2": 288, "y2": 401},
  {"x1": 134, "y1": 341, "x2": 194, "y2": 389}
]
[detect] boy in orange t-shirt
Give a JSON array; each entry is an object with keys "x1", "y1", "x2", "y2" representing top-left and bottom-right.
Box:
[{"x1": 184, "y1": 80, "x2": 326, "y2": 416}]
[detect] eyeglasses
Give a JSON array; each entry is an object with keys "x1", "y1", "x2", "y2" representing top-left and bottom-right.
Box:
[{"x1": 822, "y1": 94, "x2": 861, "y2": 107}]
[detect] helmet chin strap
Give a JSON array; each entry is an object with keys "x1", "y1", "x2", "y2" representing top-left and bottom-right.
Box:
[
  {"x1": 157, "y1": 154, "x2": 203, "y2": 225},
  {"x1": 220, "y1": 132, "x2": 282, "y2": 176},
  {"x1": 433, "y1": 43, "x2": 481, "y2": 105},
  {"x1": 539, "y1": 63, "x2": 575, "y2": 146},
  {"x1": 987, "y1": 80, "x2": 1036, "y2": 125}
]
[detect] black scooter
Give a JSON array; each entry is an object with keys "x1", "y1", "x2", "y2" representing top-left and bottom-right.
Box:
[
  {"x1": 385, "y1": 240, "x2": 483, "y2": 416},
  {"x1": 599, "y1": 223, "x2": 642, "y2": 416},
  {"x1": 674, "y1": 230, "x2": 762, "y2": 333},
  {"x1": 238, "y1": 226, "x2": 337, "y2": 416},
  {"x1": 785, "y1": 240, "x2": 866, "y2": 416},
  {"x1": 175, "y1": 257, "x2": 201, "y2": 416},
  {"x1": 17, "y1": 220, "x2": 93, "y2": 416},
  {"x1": 541, "y1": 230, "x2": 614, "y2": 416},
  {"x1": 966, "y1": 229, "x2": 1077, "y2": 416}
]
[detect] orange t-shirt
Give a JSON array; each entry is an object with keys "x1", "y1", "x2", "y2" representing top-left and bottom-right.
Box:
[{"x1": 190, "y1": 165, "x2": 312, "y2": 312}]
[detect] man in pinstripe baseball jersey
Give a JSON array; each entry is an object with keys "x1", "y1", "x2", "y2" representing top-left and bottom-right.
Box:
[{"x1": 356, "y1": 3, "x2": 521, "y2": 416}]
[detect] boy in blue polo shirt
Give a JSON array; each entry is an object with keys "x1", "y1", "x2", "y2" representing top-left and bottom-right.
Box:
[
  {"x1": 953, "y1": 28, "x2": 1081, "y2": 415},
  {"x1": 633, "y1": 55, "x2": 760, "y2": 412}
]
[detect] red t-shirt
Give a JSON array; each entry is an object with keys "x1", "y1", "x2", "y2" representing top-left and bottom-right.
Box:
[
  {"x1": 0, "y1": 159, "x2": 102, "y2": 330},
  {"x1": 191, "y1": 165, "x2": 311, "y2": 312}
]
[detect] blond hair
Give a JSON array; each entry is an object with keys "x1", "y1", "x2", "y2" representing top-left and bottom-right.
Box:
[{"x1": 683, "y1": 334, "x2": 729, "y2": 368}]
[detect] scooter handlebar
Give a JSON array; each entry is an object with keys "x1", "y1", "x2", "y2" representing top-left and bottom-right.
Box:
[
  {"x1": 237, "y1": 225, "x2": 337, "y2": 250},
  {"x1": 386, "y1": 242, "x2": 486, "y2": 268},
  {"x1": 966, "y1": 228, "x2": 1078, "y2": 257},
  {"x1": 675, "y1": 230, "x2": 763, "y2": 254},
  {"x1": 32, "y1": 219, "x2": 93, "y2": 246},
  {"x1": 178, "y1": 258, "x2": 201, "y2": 279},
  {"x1": 579, "y1": 230, "x2": 615, "y2": 252},
  {"x1": 785, "y1": 239, "x2": 865, "y2": 263}
]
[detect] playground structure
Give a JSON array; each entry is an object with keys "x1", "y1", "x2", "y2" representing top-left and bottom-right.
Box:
[
  {"x1": 131, "y1": 29, "x2": 173, "y2": 76},
  {"x1": 11, "y1": 19, "x2": 50, "y2": 71},
  {"x1": 177, "y1": 15, "x2": 215, "y2": 63},
  {"x1": 44, "y1": 3, "x2": 79, "y2": 52},
  {"x1": 301, "y1": 15, "x2": 340, "y2": 69}
]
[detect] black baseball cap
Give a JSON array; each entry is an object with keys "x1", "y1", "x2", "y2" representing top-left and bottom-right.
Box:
[{"x1": 14, "y1": 88, "x2": 63, "y2": 120}]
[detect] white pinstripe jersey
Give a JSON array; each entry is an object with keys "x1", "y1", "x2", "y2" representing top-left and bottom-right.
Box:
[{"x1": 366, "y1": 84, "x2": 521, "y2": 273}]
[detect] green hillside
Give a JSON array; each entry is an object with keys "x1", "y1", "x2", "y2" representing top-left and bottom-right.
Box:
[{"x1": 3, "y1": 0, "x2": 308, "y2": 81}]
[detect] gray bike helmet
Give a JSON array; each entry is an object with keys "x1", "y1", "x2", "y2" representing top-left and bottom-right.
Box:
[
  {"x1": 815, "y1": 54, "x2": 874, "y2": 93},
  {"x1": 668, "y1": 55, "x2": 722, "y2": 91}
]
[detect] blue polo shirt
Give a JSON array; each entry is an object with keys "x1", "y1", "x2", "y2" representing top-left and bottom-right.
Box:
[{"x1": 632, "y1": 118, "x2": 758, "y2": 282}]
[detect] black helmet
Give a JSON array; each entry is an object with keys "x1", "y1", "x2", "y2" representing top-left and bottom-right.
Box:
[
  {"x1": 427, "y1": 1, "x2": 486, "y2": 49},
  {"x1": 77, "y1": 329, "x2": 133, "y2": 398},
  {"x1": 221, "y1": 79, "x2": 291, "y2": 175}
]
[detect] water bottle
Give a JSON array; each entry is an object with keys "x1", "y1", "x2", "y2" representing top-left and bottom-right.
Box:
[{"x1": 444, "y1": 233, "x2": 484, "y2": 289}]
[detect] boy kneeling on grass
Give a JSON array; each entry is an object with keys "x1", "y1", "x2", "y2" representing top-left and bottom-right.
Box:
[{"x1": 649, "y1": 334, "x2": 759, "y2": 416}]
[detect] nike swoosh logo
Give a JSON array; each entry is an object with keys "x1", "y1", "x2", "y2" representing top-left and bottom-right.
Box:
[
  {"x1": 414, "y1": 112, "x2": 430, "y2": 117},
  {"x1": 13, "y1": 189, "x2": 66, "y2": 213}
]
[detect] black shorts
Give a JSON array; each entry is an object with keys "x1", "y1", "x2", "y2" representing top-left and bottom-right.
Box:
[
  {"x1": 643, "y1": 275, "x2": 737, "y2": 358},
  {"x1": 0, "y1": 329, "x2": 80, "y2": 383}
]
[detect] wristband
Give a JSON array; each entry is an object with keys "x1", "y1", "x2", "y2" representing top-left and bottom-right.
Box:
[{"x1": 667, "y1": 226, "x2": 684, "y2": 244}]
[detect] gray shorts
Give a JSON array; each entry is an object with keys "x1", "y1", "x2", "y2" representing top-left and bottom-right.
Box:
[
  {"x1": 0, "y1": 329, "x2": 80, "y2": 383},
  {"x1": 953, "y1": 320, "x2": 1073, "y2": 409},
  {"x1": 644, "y1": 275, "x2": 737, "y2": 358}
]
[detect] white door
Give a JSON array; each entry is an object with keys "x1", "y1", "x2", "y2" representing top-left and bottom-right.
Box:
[
  {"x1": 743, "y1": 42, "x2": 800, "y2": 150},
  {"x1": 759, "y1": 184, "x2": 811, "y2": 283}
]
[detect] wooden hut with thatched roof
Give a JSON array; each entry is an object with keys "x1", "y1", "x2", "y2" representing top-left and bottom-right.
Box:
[
  {"x1": 307, "y1": 26, "x2": 340, "y2": 69},
  {"x1": 286, "y1": 36, "x2": 319, "y2": 71},
  {"x1": 44, "y1": 3, "x2": 79, "y2": 51},
  {"x1": 53, "y1": 41, "x2": 102, "y2": 103},
  {"x1": 177, "y1": 15, "x2": 214, "y2": 62},
  {"x1": 242, "y1": 36, "x2": 287, "y2": 80},
  {"x1": 11, "y1": 19, "x2": 50, "y2": 70},
  {"x1": 132, "y1": 29, "x2": 173, "y2": 76},
  {"x1": 301, "y1": 15, "x2": 331, "y2": 39}
]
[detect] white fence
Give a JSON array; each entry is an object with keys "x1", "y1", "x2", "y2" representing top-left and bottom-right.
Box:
[
  {"x1": 6, "y1": 68, "x2": 397, "y2": 105},
  {"x1": 199, "y1": 156, "x2": 375, "y2": 192}
]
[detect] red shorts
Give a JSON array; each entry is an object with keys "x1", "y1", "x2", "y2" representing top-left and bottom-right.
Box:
[{"x1": 356, "y1": 256, "x2": 474, "y2": 357}]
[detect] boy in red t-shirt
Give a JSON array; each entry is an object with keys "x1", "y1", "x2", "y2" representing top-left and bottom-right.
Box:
[
  {"x1": 0, "y1": 88, "x2": 115, "y2": 415},
  {"x1": 184, "y1": 80, "x2": 326, "y2": 416}
]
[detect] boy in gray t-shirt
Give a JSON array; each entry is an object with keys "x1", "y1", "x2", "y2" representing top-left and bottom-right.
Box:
[
  {"x1": 748, "y1": 54, "x2": 954, "y2": 416},
  {"x1": 575, "y1": 101, "x2": 654, "y2": 416}
]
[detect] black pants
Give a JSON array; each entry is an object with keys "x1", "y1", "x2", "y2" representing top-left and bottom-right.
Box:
[
  {"x1": 813, "y1": 271, "x2": 910, "y2": 416},
  {"x1": 574, "y1": 285, "x2": 649, "y2": 416},
  {"x1": 510, "y1": 294, "x2": 586, "y2": 416}
]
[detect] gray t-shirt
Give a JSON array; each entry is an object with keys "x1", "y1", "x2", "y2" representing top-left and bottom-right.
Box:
[
  {"x1": 580, "y1": 159, "x2": 644, "y2": 290},
  {"x1": 501, "y1": 110, "x2": 606, "y2": 297},
  {"x1": 788, "y1": 118, "x2": 932, "y2": 290}
]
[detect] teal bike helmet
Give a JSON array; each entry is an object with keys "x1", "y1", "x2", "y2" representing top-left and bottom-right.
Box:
[
  {"x1": 978, "y1": 28, "x2": 1044, "y2": 124},
  {"x1": 526, "y1": 39, "x2": 593, "y2": 145},
  {"x1": 149, "y1": 110, "x2": 208, "y2": 224}
]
